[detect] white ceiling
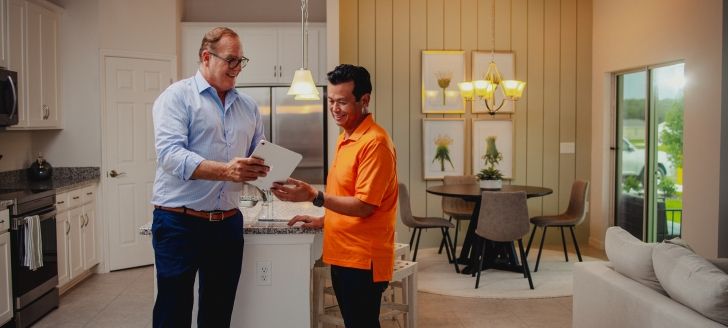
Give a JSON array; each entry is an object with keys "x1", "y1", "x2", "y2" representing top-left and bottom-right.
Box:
[{"x1": 184, "y1": 0, "x2": 326, "y2": 22}]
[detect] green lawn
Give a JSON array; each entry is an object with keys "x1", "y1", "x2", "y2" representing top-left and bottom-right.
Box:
[{"x1": 664, "y1": 198, "x2": 683, "y2": 224}]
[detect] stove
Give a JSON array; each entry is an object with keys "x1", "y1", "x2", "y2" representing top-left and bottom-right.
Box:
[{"x1": 0, "y1": 187, "x2": 59, "y2": 328}]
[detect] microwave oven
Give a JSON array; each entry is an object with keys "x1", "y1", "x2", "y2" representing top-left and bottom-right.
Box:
[{"x1": 0, "y1": 68, "x2": 19, "y2": 127}]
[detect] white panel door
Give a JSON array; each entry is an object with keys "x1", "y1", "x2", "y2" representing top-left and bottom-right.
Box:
[
  {"x1": 104, "y1": 56, "x2": 171, "y2": 270},
  {"x1": 0, "y1": 232, "x2": 12, "y2": 325}
]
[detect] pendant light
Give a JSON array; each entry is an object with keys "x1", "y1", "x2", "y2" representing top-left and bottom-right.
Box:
[{"x1": 288, "y1": 0, "x2": 320, "y2": 100}]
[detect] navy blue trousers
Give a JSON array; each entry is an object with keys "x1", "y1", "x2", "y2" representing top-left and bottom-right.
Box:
[
  {"x1": 151, "y1": 208, "x2": 244, "y2": 328},
  {"x1": 330, "y1": 265, "x2": 389, "y2": 328}
]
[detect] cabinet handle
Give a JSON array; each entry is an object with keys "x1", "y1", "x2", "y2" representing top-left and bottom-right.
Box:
[
  {"x1": 0, "y1": 220, "x2": 4, "y2": 224},
  {"x1": 278, "y1": 65, "x2": 282, "y2": 77},
  {"x1": 66, "y1": 221, "x2": 70, "y2": 235},
  {"x1": 86, "y1": 192, "x2": 93, "y2": 196},
  {"x1": 83, "y1": 214, "x2": 88, "y2": 227},
  {"x1": 273, "y1": 65, "x2": 276, "y2": 78},
  {"x1": 72, "y1": 196, "x2": 80, "y2": 200},
  {"x1": 42, "y1": 104, "x2": 50, "y2": 119},
  {"x1": 56, "y1": 201, "x2": 65, "y2": 204}
]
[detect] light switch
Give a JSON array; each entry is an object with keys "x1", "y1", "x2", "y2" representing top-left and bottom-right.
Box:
[{"x1": 560, "y1": 142, "x2": 575, "y2": 154}]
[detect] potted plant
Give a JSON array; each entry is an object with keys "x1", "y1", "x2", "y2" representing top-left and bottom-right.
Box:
[{"x1": 477, "y1": 136, "x2": 504, "y2": 189}]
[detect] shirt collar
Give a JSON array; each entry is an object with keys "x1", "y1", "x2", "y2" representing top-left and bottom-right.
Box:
[
  {"x1": 193, "y1": 71, "x2": 239, "y2": 98},
  {"x1": 345, "y1": 114, "x2": 374, "y2": 142}
]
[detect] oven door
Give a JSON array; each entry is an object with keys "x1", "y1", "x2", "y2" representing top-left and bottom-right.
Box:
[
  {"x1": 0, "y1": 69, "x2": 19, "y2": 126},
  {"x1": 10, "y1": 207, "x2": 58, "y2": 309}
]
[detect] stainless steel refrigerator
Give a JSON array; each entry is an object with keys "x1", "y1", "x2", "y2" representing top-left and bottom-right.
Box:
[{"x1": 237, "y1": 86, "x2": 328, "y2": 184}]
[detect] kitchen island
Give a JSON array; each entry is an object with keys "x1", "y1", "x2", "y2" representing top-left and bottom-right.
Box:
[{"x1": 140, "y1": 200, "x2": 324, "y2": 328}]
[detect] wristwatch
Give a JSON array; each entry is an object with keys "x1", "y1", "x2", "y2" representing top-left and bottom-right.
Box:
[{"x1": 312, "y1": 190, "x2": 325, "y2": 207}]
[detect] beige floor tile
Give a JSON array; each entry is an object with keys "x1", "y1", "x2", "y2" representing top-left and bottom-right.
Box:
[{"x1": 31, "y1": 245, "x2": 601, "y2": 327}]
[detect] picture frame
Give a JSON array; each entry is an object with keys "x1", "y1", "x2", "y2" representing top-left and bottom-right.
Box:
[
  {"x1": 421, "y1": 50, "x2": 466, "y2": 113},
  {"x1": 472, "y1": 51, "x2": 516, "y2": 114},
  {"x1": 472, "y1": 118, "x2": 514, "y2": 179},
  {"x1": 422, "y1": 118, "x2": 465, "y2": 180}
]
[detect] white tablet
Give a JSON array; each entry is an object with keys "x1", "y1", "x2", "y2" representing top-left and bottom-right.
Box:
[{"x1": 248, "y1": 140, "x2": 303, "y2": 190}]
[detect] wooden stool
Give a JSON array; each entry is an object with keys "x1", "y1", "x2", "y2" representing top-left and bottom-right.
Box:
[
  {"x1": 312, "y1": 259, "x2": 418, "y2": 328},
  {"x1": 394, "y1": 242, "x2": 410, "y2": 260}
]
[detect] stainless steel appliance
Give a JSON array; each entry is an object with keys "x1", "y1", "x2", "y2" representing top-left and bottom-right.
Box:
[
  {"x1": 0, "y1": 189, "x2": 58, "y2": 328},
  {"x1": 0, "y1": 69, "x2": 19, "y2": 127},
  {"x1": 238, "y1": 86, "x2": 328, "y2": 184}
]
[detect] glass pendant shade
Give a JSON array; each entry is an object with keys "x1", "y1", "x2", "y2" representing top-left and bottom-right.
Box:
[
  {"x1": 502, "y1": 80, "x2": 526, "y2": 100},
  {"x1": 288, "y1": 69, "x2": 319, "y2": 100}
]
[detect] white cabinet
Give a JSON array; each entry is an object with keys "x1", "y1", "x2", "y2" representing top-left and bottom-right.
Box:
[
  {"x1": 6, "y1": 0, "x2": 61, "y2": 130},
  {"x1": 0, "y1": 210, "x2": 12, "y2": 326},
  {"x1": 0, "y1": 0, "x2": 7, "y2": 69},
  {"x1": 55, "y1": 184, "x2": 99, "y2": 289},
  {"x1": 181, "y1": 23, "x2": 326, "y2": 86}
]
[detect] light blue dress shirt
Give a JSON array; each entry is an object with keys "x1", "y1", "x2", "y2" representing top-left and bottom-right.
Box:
[{"x1": 151, "y1": 71, "x2": 266, "y2": 211}]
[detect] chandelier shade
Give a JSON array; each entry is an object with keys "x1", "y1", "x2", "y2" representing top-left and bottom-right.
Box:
[{"x1": 287, "y1": 0, "x2": 320, "y2": 100}]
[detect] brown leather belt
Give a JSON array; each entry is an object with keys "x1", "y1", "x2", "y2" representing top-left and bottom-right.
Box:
[{"x1": 154, "y1": 205, "x2": 238, "y2": 222}]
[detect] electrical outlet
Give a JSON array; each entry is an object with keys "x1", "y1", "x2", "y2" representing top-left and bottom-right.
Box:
[{"x1": 255, "y1": 261, "x2": 272, "y2": 286}]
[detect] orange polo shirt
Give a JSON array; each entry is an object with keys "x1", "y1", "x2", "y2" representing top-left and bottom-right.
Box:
[{"x1": 323, "y1": 114, "x2": 398, "y2": 282}]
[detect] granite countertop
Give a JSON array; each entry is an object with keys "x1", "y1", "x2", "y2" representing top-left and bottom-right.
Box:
[
  {"x1": 139, "y1": 199, "x2": 325, "y2": 235},
  {"x1": 0, "y1": 167, "x2": 100, "y2": 193}
]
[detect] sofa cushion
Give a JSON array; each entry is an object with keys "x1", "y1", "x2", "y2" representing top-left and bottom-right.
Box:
[
  {"x1": 604, "y1": 226, "x2": 665, "y2": 294},
  {"x1": 709, "y1": 258, "x2": 728, "y2": 273},
  {"x1": 652, "y1": 243, "x2": 728, "y2": 325}
]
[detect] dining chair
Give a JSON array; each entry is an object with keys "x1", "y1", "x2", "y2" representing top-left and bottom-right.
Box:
[
  {"x1": 398, "y1": 183, "x2": 459, "y2": 273},
  {"x1": 438, "y1": 175, "x2": 478, "y2": 256},
  {"x1": 473, "y1": 190, "x2": 534, "y2": 289},
  {"x1": 526, "y1": 180, "x2": 590, "y2": 272}
]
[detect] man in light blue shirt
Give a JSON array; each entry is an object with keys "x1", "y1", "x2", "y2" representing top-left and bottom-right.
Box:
[{"x1": 150, "y1": 27, "x2": 269, "y2": 328}]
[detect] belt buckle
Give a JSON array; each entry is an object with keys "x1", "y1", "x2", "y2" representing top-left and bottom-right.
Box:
[{"x1": 208, "y1": 211, "x2": 224, "y2": 222}]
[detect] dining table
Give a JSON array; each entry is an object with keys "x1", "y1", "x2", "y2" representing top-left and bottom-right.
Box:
[{"x1": 426, "y1": 184, "x2": 553, "y2": 275}]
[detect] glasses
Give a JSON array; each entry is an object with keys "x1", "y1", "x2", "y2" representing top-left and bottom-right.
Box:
[{"x1": 208, "y1": 51, "x2": 249, "y2": 69}]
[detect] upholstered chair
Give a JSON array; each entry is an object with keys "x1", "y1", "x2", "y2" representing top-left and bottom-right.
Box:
[
  {"x1": 398, "y1": 183, "x2": 459, "y2": 273},
  {"x1": 474, "y1": 191, "x2": 534, "y2": 289},
  {"x1": 526, "y1": 180, "x2": 590, "y2": 272},
  {"x1": 437, "y1": 175, "x2": 478, "y2": 256}
]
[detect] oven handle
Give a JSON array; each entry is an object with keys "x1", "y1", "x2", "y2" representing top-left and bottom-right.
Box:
[{"x1": 11, "y1": 208, "x2": 57, "y2": 230}]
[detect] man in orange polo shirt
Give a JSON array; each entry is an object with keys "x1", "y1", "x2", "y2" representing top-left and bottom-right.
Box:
[{"x1": 272, "y1": 64, "x2": 398, "y2": 328}]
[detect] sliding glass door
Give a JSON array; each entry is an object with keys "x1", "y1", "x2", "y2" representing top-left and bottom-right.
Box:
[{"x1": 615, "y1": 63, "x2": 684, "y2": 242}]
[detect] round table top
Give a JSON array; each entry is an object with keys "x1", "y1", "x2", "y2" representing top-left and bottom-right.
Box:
[{"x1": 426, "y1": 184, "x2": 553, "y2": 200}]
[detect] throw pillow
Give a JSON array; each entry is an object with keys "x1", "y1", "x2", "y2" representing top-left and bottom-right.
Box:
[
  {"x1": 604, "y1": 226, "x2": 665, "y2": 294},
  {"x1": 664, "y1": 237, "x2": 694, "y2": 251},
  {"x1": 652, "y1": 243, "x2": 728, "y2": 325}
]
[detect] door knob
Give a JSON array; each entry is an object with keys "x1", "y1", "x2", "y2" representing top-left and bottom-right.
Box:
[{"x1": 109, "y1": 170, "x2": 126, "y2": 178}]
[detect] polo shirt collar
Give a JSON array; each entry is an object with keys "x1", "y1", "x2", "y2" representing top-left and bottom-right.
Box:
[{"x1": 345, "y1": 114, "x2": 374, "y2": 142}]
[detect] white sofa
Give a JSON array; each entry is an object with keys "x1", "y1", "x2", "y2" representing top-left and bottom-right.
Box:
[
  {"x1": 572, "y1": 226, "x2": 728, "y2": 328},
  {"x1": 573, "y1": 261, "x2": 726, "y2": 328}
]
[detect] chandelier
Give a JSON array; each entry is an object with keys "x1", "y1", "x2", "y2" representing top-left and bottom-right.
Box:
[
  {"x1": 288, "y1": 0, "x2": 320, "y2": 100},
  {"x1": 458, "y1": 0, "x2": 525, "y2": 115}
]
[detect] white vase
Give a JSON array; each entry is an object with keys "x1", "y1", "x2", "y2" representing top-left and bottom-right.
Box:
[{"x1": 480, "y1": 179, "x2": 502, "y2": 190}]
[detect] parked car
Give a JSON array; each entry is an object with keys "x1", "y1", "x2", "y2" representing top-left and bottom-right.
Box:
[{"x1": 621, "y1": 138, "x2": 675, "y2": 180}]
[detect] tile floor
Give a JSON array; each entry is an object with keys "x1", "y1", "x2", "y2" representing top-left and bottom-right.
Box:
[{"x1": 32, "y1": 245, "x2": 605, "y2": 328}]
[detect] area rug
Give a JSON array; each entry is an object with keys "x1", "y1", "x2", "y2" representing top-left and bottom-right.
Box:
[{"x1": 416, "y1": 247, "x2": 599, "y2": 299}]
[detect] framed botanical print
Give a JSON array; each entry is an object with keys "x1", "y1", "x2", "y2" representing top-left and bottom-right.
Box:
[
  {"x1": 421, "y1": 50, "x2": 466, "y2": 114},
  {"x1": 472, "y1": 118, "x2": 514, "y2": 179},
  {"x1": 472, "y1": 51, "x2": 516, "y2": 114},
  {"x1": 423, "y1": 118, "x2": 465, "y2": 180}
]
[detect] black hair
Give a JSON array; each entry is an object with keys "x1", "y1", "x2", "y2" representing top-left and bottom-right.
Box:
[{"x1": 327, "y1": 64, "x2": 372, "y2": 101}]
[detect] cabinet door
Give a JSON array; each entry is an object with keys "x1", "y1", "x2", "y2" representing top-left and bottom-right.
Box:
[
  {"x1": 7, "y1": 0, "x2": 25, "y2": 127},
  {"x1": 0, "y1": 232, "x2": 12, "y2": 325},
  {"x1": 82, "y1": 204, "x2": 97, "y2": 269},
  {"x1": 237, "y1": 28, "x2": 278, "y2": 85},
  {"x1": 0, "y1": 0, "x2": 7, "y2": 69},
  {"x1": 55, "y1": 211, "x2": 69, "y2": 287},
  {"x1": 25, "y1": 1, "x2": 59, "y2": 128},
  {"x1": 68, "y1": 207, "x2": 84, "y2": 279},
  {"x1": 278, "y1": 27, "x2": 321, "y2": 85}
]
